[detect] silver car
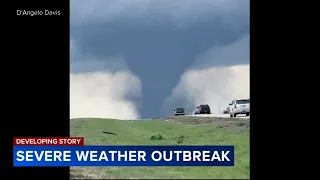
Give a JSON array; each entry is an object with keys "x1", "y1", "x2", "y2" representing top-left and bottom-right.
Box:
[{"x1": 174, "y1": 108, "x2": 185, "y2": 116}]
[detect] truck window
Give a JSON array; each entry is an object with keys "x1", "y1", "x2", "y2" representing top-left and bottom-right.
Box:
[
  {"x1": 200, "y1": 105, "x2": 210, "y2": 110},
  {"x1": 236, "y1": 99, "x2": 250, "y2": 104}
]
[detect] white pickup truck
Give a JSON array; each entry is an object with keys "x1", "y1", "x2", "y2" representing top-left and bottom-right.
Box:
[{"x1": 229, "y1": 98, "x2": 250, "y2": 117}]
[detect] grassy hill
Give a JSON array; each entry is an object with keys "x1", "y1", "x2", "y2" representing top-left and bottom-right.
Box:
[{"x1": 70, "y1": 116, "x2": 250, "y2": 179}]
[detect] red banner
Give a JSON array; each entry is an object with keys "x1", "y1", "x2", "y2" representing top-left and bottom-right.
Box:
[{"x1": 13, "y1": 137, "x2": 84, "y2": 146}]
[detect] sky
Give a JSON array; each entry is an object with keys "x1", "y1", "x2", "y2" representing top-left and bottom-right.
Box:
[{"x1": 70, "y1": 0, "x2": 250, "y2": 119}]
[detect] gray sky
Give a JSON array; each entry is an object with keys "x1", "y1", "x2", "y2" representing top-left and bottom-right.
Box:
[{"x1": 70, "y1": 0, "x2": 250, "y2": 119}]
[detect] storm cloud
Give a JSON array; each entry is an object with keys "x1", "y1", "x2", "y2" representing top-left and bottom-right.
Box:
[
  {"x1": 70, "y1": 40, "x2": 142, "y2": 119},
  {"x1": 70, "y1": 0, "x2": 250, "y2": 119},
  {"x1": 163, "y1": 36, "x2": 249, "y2": 115}
]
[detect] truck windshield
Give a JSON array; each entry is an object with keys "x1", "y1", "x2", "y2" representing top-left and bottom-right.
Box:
[
  {"x1": 236, "y1": 99, "x2": 250, "y2": 104},
  {"x1": 200, "y1": 105, "x2": 210, "y2": 110}
]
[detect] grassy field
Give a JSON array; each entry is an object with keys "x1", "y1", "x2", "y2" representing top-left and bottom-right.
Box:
[{"x1": 70, "y1": 116, "x2": 250, "y2": 179}]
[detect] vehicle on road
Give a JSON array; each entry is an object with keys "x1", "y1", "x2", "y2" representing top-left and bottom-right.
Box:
[
  {"x1": 229, "y1": 99, "x2": 250, "y2": 117},
  {"x1": 174, "y1": 108, "x2": 185, "y2": 116},
  {"x1": 194, "y1": 104, "x2": 211, "y2": 115}
]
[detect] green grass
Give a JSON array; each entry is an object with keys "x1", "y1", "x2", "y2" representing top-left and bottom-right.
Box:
[{"x1": 70, "y1": 116, "x2": 250, "y2": 179}]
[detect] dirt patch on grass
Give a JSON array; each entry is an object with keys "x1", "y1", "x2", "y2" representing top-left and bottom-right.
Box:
[
  {"x1": 216, "y1": 120, "x2": 250, "y2": 129},
  {"x1": 165, "y1": 116, "x2": 249, "y2": 129},
  {"x1": 70, "y1": 167, "x2": 116, "y2": 179},
  {"x1": 70, "y1": 167, "x2": 140, "y2": 179}
]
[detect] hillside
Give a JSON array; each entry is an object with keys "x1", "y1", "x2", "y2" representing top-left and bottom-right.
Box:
[{"x1": 70, "y1": 116, "x2": 250, "y2": 179}]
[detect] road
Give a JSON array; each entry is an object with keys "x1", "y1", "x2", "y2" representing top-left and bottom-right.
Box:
[{"x1": 185, "y1": 114, "x2": 250, "y2": 119}]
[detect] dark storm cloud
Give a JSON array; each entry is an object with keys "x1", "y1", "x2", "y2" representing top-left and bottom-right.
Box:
[{"x1": 70, "y1": 0, "x2": 249, "y2": 119}]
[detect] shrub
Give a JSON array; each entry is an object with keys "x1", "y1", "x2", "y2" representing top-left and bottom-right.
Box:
[
  {"x1": 150, "y1": 134, "x2": 165, "y2": 140},
  {"x1": 175, "y1": 135, "x2": 185, "y2": 144}
]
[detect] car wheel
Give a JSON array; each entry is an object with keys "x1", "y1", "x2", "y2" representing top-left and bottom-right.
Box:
[
  {"x1": 234, "y1": 113, "x2": 237, "y2": 117},
  {"x1": 246, "y1": 113, "x2": 250, "y2": 116},
  {"x1": 230, "y1": 114, "x2": 233, "y2": 117}
]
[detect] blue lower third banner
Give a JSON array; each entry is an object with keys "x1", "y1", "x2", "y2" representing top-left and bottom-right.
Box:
[{"x1": 13, "y1": 145, "x2": 234, "y2": 167}]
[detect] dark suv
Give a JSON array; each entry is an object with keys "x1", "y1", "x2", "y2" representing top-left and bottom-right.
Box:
[{"x1": 194, "y1": 104, "x2": 211, "y2": 115}]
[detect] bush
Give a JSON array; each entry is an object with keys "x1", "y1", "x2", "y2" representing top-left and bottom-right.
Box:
[
  {"x1": 150, "y1": 134, "x2": 165, "y2": 140},
  {"x1": 150, "y1": 134, "x2": 185, "y2": 144},
  {"x1": 175, "y1": 135, "x2": 185, "y2": 144}
]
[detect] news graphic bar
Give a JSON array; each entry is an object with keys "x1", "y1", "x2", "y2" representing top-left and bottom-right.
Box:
[
  {"x1": 14, "y1": 137, "x2": 84, "y2": 146},
  {"x1": 13, "y1": 145, "x2": 234, "y2": 167}
]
